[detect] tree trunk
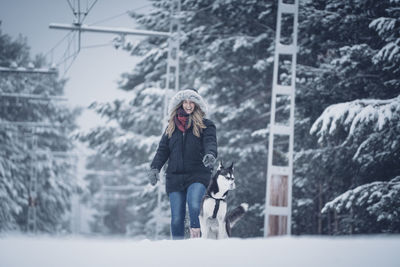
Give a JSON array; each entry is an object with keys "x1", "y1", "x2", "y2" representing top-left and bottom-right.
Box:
[
  {"x1": 334, "y1": 210, "x2": 338, "y2": 235},
  {"x1": 318, "y1": 182, "x2": 323, "y2": 234}
]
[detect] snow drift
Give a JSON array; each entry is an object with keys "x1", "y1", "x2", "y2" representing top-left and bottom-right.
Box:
[{"x1": 1, "y1": 235, "x2": 399, "y2": 267}]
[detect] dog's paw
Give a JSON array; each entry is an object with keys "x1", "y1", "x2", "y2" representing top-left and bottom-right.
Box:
[{"x1": 240, "y1": 203, "x2": 249, "y2": 212}]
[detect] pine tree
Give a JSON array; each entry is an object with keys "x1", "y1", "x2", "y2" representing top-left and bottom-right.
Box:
[
  {"x1": 79, "y1": 88, "x2": 171, "y2": 238},
  {"x1": 294, "y1": 0, "x2": 400, "y2": 234},
  {"x1": 80, "y1": 0, "x2": 280, "y2": 237},
  {"x1": 80, "y1": 0, "x2": 400, "y2": 237},
  {"x1": 321, "y1": 177, "x2": 400, "y2": 234},
  {"x1": 0, "y1": 28, "x2": 79, "y2": 233}
]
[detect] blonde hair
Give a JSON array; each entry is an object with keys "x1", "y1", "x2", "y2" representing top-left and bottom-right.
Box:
[{"x1": 166, "y1": 102, "x2": 206, "y2": 138}]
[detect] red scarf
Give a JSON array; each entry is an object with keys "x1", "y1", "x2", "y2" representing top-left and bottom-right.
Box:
[{"x1": 174, "y1": 107, "x2": 189, "y2": 132}]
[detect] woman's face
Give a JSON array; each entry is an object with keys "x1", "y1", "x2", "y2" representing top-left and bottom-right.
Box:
[{"x1": 182, "y1": 100, "x2": 195, "y2": 114}]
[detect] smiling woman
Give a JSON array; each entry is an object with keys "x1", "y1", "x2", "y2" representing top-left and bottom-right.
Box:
[
  {"x1": 182, "y1": 99, "x2": 195, "y2": 114},
  {"x1": 148, "y1": 88, "x2": 218, "y2": 239}
]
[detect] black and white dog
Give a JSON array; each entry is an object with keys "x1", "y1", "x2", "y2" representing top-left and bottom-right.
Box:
[{"x1": 199, "y1": 162, "x2": 248, "y2": 239}]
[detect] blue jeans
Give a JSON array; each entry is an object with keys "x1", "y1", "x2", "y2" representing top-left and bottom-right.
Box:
[{"x1": 168, "y1": 182, "x2": 206, "y2": 240}]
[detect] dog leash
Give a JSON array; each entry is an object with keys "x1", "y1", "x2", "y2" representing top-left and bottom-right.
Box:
[{"x1": 212, "y1": 198, "x2": 220, "y2": 219}]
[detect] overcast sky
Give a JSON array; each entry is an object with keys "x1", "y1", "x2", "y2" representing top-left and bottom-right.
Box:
[{"x1": 0, "y1": 0, "x2": 150, "y2": 130}]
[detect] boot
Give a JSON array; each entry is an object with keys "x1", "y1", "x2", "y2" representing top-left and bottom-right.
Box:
[{"x1": 190, "y1": 228, "x2": 201, "y2": 238}]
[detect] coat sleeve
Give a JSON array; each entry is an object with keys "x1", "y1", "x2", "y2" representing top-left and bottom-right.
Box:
[
  {"x1": 150, "y1": 133, "x2": 170, "y2": 171},
  {"x1": 203, "y1": 120, "x2": 218, "y2": 158}
]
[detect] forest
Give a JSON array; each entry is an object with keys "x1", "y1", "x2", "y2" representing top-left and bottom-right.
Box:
[{"x1": 1, "y1": 0, "x2": 399, "y2": 238}]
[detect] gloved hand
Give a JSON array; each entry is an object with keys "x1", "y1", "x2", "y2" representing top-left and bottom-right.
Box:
[
  {"x1": 148, "y1": 168, "x2": 160, "y2": 186},
  {"x1": 202, "y1": 154, "x2": 216, "y2": 168}
]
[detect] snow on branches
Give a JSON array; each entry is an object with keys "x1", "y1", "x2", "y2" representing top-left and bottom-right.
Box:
[
  {"x1": 309, "y1": 95, "x2": 400, "y2": 173},
  {"x1": 368, "y1": 2, "x2": 400, "y2": 85},
  {"x1": 321, "y1": 176, "x2": 400, "y2": 233},
  {"x1": 310, "y1": 95, "x2": 400, "y2": 144},
  {"x1": 369, "y1": 16, "x2": 400, "y2": 70}
]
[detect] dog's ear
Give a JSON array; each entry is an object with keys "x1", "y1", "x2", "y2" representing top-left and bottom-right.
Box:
[
  {"x1": 218, "y1": 161, "x2": 224, "y2": 170},
  {"x1": 229, "y1": 162, "x2": 234, "y2": 171}
]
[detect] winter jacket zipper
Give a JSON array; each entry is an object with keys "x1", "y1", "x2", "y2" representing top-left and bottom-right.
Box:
[{"x1": 182, "y1": 132, "x2": 186, "y2": 171}]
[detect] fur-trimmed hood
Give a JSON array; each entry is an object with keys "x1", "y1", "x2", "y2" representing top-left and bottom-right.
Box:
[{"x1": 168, "y1": 89, "x2": 208, "y2": 116}]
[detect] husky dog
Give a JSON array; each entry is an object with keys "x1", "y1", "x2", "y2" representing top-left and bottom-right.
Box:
[{"x1": 199, "y1": 162, "x2": 248, "y2": 239}]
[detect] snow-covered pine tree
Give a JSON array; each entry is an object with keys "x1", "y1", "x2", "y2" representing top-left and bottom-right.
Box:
[
  {"x1": 0, "y1": 28, "x2": 79, "y2": 233},
  {"x1": 79, "y1": 0, "x2": 400, "y2": 237},
  {"x1": 80, "y1": 0, "x2": 278, "y2": 238},
  {"x1": 295, "y1": 0, "x2": 400, "y2": 234},
  {"x1": 369, "y1": 0, "x2": 400, "y2": 90},
  {"x1": 79, "y1": 154, "x2": 135, "y2": 235},
  {"x1": 321, "y1": 177, "x2": 400, "y2": 234},
  {"x1": 311, "y1": 95, "x2": 400, "y2": 234},
  {"x1": 132, "y1": 0, "x2": 279, "y2": 237},
  {"x1": 78, "y1": 70, "x2": 171, "y2": 236}
]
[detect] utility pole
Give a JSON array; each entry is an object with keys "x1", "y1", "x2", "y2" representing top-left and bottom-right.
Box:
[
  {"x1": 264, "y1": 0, "x2": 299, "y2": 237},
  {"x1": 49, "y1": 0, "x2": 181, "y2": 239},
  {"x1": 0, "y1": 66, "x2": 67, "y2": 233}
]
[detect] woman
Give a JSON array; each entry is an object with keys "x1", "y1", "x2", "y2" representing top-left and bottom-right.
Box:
[{"x1": 148, "y1": 88, "x2": 217, "y2": 239}]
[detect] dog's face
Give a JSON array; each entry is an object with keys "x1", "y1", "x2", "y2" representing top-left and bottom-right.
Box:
[{"x1": 216, "y1": 161, "x2": 236, "y2": 191}]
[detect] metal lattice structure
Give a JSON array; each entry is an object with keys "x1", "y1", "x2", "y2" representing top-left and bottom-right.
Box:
[
  {"x1": 0, "y1": 67, "x2": 66, "y2": 233},
  {"x1": 264, "y1": 0, "x2": 299, "y2": 237},
  {"x1": 156, "y1": 0, "x2": 181, "y2": 239},
  {"x1": 26, "y1": 129, "x2": 38, "y2": 233}
]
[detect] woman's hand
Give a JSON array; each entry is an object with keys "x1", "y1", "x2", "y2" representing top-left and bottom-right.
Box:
[
  {"x1": 202, "y1": 154, "x2": 216, "y2": 168},
  {"x1": 148, "y1": 169, "x2": 160, "y2": 186}
]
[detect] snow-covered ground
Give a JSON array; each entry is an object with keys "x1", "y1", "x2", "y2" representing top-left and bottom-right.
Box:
[{"x1": 1, "y1": 235, "x2": 400, "y2": 267}]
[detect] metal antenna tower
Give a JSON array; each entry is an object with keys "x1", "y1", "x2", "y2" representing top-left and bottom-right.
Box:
[
  {"x1": 27, "y1": 129, "x2": 38, "y2": 233},
  {"x1": 50, "y1": 0, "x2": 180, "y2": 239},
  {"x1": 0, "y1": 67, "x2": 66, "y2": 233},
  {"x1": 264, "y1": 0, "x2": 299, "y2": 237},
  {"x1": 156, "y1": 0, "x2": 181, "y2": 239},
  {"x1": 66, "y1": 0, "x2": 99, "y2": 52}
]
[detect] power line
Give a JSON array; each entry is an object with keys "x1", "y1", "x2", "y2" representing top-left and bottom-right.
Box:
[
  {"x1": 44, "y1": 31, "x2": 74, "y2": 60},
  {"x1": 45, "y1": 0, "x2": 101, "y2": 75},
  {"x1": 63, "y1": 52, "x2": 79, "y2": 75},
  {"x1": 56, "y1": 31, "x2": 79, "y2": 76},
  {"x1": 46, "y1": 2, "x2": 153, "y2": 76},
  {"x1": 89, "y1": 11, "x2": 129, "y2": 26},
  {"x1": 82, "y1": 0, "x2": 99, "y2": 24},
  {"x1": 88, "y1": 3, "x2": 153, "y2": 26}
]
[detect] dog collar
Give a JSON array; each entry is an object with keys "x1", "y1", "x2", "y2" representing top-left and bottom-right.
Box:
[{"x1": 208, "y1": 190, "x2": 228, "y2": 200}]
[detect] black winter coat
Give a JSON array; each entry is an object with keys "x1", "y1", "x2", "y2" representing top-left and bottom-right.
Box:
[{"x1": 151, "y1": 119, "x2": 217, "y2": 193}]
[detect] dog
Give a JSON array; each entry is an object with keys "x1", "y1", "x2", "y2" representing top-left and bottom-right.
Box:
[{"x1": 199, "y1": 161, "x2": 248, "y2": 239}]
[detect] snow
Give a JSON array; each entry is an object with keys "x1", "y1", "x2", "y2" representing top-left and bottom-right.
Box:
[
  {"x1": 253, "y1": 59, "x2": 268, "y2": 71},
  {"x1": 233, "y1": 36, "x2": 251, "y2": 52},
  {"x1": 1, "y1": 235, "x2": 400, "y2": 267},
  {"x1": 322, "y1": 177, "x2": 400, "y2": 221},
  {"x1": 296, "y1": 198, "x2": 313, "y2": 207},
  {"x1": 375, "y1": 42, "x2": 400, "y2": 62},
  {"x1": 310, "y1": 95, "x2": 400, "y2": 143},
  {"x1": 369, "y1": 17, "x2": 396, "y2": 37}
]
